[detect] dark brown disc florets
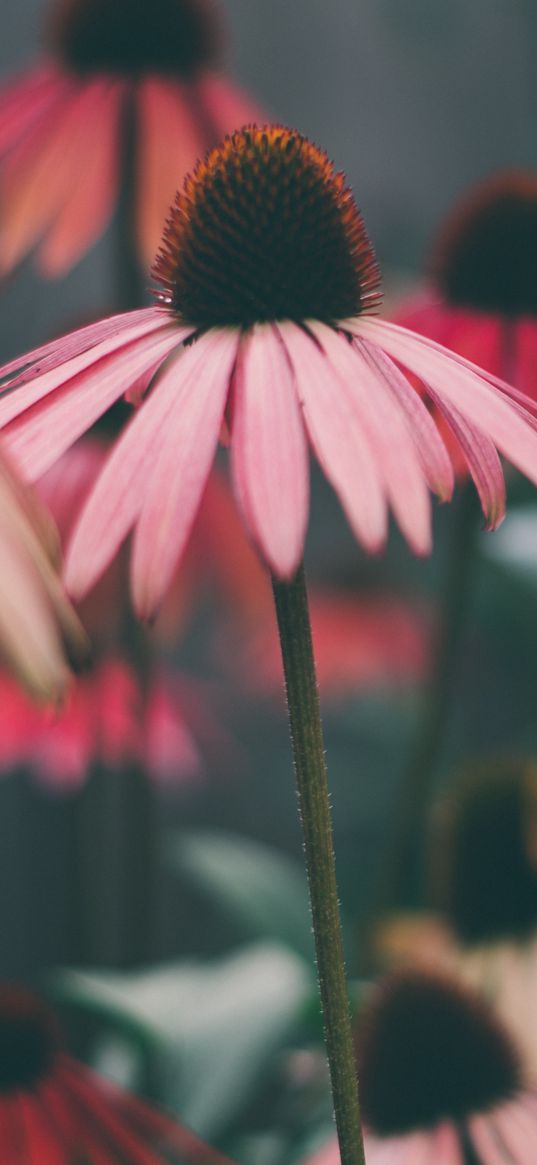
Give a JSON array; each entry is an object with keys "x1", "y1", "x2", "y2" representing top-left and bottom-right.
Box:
[
  {"x1": 153, "y1": 125, "x2": 382, "y2": 329},
  {"x1": 0, "y1": 986, "x2": 60, "y2": 1092},
  {"x1": 434, "y1": 173, "x2": 537, "y2": 316},
  {"x1": 49, "y1": 0, "x2": 219, "y2": 78},
  {"x1": 358, "y1": 972, "x2": 521, "y2": 1135}
]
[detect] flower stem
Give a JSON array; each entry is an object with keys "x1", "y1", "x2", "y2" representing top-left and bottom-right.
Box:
[{"x1": 272, "y1": 563, "x2": 365, "y2": 1165}]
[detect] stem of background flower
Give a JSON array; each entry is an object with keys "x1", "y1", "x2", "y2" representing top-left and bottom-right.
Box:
[
  {"x1": 116, "y1": 93, "x2": 147, "y2": 311},
  {"x1": 370, "y1": 483, "x2": 480, "y2": 939},
  {"x1": 272, "y1": 564, "x2": 366, "y2": 1165}
]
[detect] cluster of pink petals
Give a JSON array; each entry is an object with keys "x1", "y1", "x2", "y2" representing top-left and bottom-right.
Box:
[
  {"x1": 2, "y1": 307, "x2": 537, "y2": 617},
  {"x1": 0, "y1": 62, "x2": 263, "y2": 275},
  {"x1": 0, "y1": 1049, "x2": 232, "y2": 1165},
  {"x1": 231, "y1": 591, "x2": 426, "y2": 699},
  {"x1": 0, "y1": 658, "x2": 215, "y2": 789},
  {"x1": 305, "y1": 1096, "x2": 537, "y2": 1165},
  {"x1": 0, "y1": 445, "x2": 86, "y2": 699}
]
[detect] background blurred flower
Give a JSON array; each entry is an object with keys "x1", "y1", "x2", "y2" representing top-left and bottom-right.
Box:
[
  {"x1": 0, "y1": 446, "x2": 87, "y2": 700},
  {"x1": 431, "y1": 759, "x2": 537, "y2": 1082},
  {"x1": 0, "y1": 0, "x2": 263, "y2": 277},
  {"x1": 2, "y1": 128, "x2": 537, "y2": 620},
  {"x1": 306, "y1": 971, "x2": 536, "y2": 1165},
  {"x1": 0, "y1": 981, "x2": 232, "y2": 1163},
  {"x1": 229, "y1": 590, "x2": 426, "y2": 700}
]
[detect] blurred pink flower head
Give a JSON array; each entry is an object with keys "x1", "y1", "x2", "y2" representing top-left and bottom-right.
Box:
[
  {"x1": 0, "y1": 447, "x2": 87, "y2": 700},
  {"x1": 396, "y1": 172, "x2": 537, "y2": 395},
  {"x1": 2, "y1": 127, "x2": 537, "y2": 618},
  {"x1": 0, "y1": 657, "x2": 227, "y2": 790},
  {"x1": 0, "y1": 982, "x2": 232, "y2": 1163},
  {"x1": 0, "y1": 0, "x2": 263, "y2": 275},
  {"x1": 307, "y1": 971, "x2": 537, "y2": 1165}
]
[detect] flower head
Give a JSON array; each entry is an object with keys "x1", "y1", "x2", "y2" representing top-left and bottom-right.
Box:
[
  {"x1": 3, "y1": 127, "x2": 537, "y2": 618},
  {"x1": 396, "y1": 172, "x2": 537, "y2": 396},
  {"x1": 0, "y1": 982, "x2": 231, "y2": 1163},
  {"x1": 306, "y1": 971, "x2": 537, "y2": 1165},
  {"x1": 0, "y1": 0, "x2": 262, "y2": 274},
  {"x1": 0, "y1": 447, "x2": 87, "y2": 700}
]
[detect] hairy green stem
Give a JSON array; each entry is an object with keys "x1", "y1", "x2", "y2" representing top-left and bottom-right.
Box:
[{"x1": 272, "y1": 564, "x2": 365, "y2": 1165}]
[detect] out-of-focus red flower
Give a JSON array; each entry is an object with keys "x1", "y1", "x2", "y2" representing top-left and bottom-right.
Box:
[
  {"x1": 0, "y1": 0, "x2": 264, "y2": 276},
  {"x1": 0, "y1": 658, "x2": 224, "y2": 788},
  {"x1": 0, "y1": 982, "x2": 233, "y2": 1164},
  {"x1": 230, "y1": 590, "x2": 426, "y2": 700}
]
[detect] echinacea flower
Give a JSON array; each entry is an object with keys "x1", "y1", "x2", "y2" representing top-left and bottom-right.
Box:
[
  {"x1": 0, "y1": 658, "x2": 221, "y2": 789},
  {"x1": 431, "y1": 760, "x2": 537, "y2": 1081},
  {"x1": 305, "y1": 971, "x2": 537, "y2": 1165},
  {"x1": 0, "y1": 446, "x2": 87, "y2": 699},
  {"x1": 0, "y1": 0, "x2": 263, "y2": 276},
  {"x1": 3, "y1": 128, "x2": 537, "y2": 618},
  {"x1": 395, "y1": 172, "x2": 537, "y2": 396},
  {"x1": 0, "y1": 982, "x2": 232, "y2": 1163}
]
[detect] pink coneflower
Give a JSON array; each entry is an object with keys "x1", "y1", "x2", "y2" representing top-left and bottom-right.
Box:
[
  {"x1": 431, "y1": 760, "x2": 537, "y2": 1082},
  {"x1": 306, "y1": 971, "x2": 537, "y2": 1165},
  {"x1": 0, "y1": 982, "x2": 231, "y2": 1164},
  {"x1": 231, "y1": 590, "x2": 426, "y2": 699},
  {"x1": 0, "y1": 0, "x2": 263, "y2": 276},
  {"x1": 2, "y1": 127, "x2": 537, "y2": 619},
  {"x1": 0, "y1": 657, "x2": 226, "y2": 789},
  {"x1": 0, "y1": 446, "x2": 87, "y2": 700},
  {"x1": 396, "y1": 173, "x2": 537, "y2": 396}
]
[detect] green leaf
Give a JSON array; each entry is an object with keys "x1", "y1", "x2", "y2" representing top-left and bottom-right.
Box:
[
  {"x1": 51, "y1": 943, "x2": 313, "y2": 1139},
  {"x1": 169, "y1": 831, "x2": 314, "y2": 961}
]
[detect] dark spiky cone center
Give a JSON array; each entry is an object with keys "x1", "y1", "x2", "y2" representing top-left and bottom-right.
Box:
[
  {"x1": 358, "y1": 972, "x2": 521, "y2": 1135},
  {"x1": 434, "y1": 173, "x2": 537, "y2": 316},
  {"x1": 49, "y1": 0, "x2": 218, "y2": 77},
  {"x1": 433, "y1": 761, "x2": 537, "y2": 945},
  {"x1": 0, "y1": 987, "x2": 60, "y2": 1091},
  {"x1": 153, "y1": 125, "x2": 382, "y2": 329}
]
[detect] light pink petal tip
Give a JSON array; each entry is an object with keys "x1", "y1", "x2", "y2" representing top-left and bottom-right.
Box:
[
  {"x1": 232, "y1": 324, "x2": 309, "y2": 578},
  {"x1": 280, "y1": 324, "x2": 387, "y2": 554}
]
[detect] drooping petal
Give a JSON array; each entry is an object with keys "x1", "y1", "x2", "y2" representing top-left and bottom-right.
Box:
[
  {"x1": 280, "y1": 323, "x2": 387, "y2": 552},
  {"x1": 313, "y1": 324, "x2": 432, "y2": 554},
  {"x1": 232, "y1": 324, "x2": 309, "y2": 577},
  {"x1": 38, "y1": 82, "x2": 125, "y2": 276},
  {"x1": 17, "y1": 1090, "x2": 69, "y2": 1165},
  {"x1": 132, "y1": 328, "x2": 239, "y2": 618},
  {"x1": 136, "y1": 77, "x2": 204, "y2": 270},
  {"x1": 0, "y1": 312, "x2": 177, "y2": 428},
  {"x1": 356, "y1": 339, "x2": 454, "y2": 500},
  {"x1": 0, "y1": 80, "x2": 113, "y2": 273},
  {"x1": 0, "y1": 307, "x2": 168, "y2": 386},
  {"x1": 493, "y1": 1103, "x2": 537, "y2": 1164},
  {"x1": 468, "y1": 1115, "x2": 511, "y2": 1165},
  {"x1": 353, "y1": 318, "x2": 537, "y2": 489},
  {"x1": 423, "y1": 384, "x2": 505, "y2": 529},
  {"x1": 3, "y1": 325, "x2": 182, "y2": 480},
  {"x1": 0, "y1": 66, "x2": 72, "y2": 154},
  {"x1": 432, "y1": 1123, "x2": 464, "y2": 1165}
]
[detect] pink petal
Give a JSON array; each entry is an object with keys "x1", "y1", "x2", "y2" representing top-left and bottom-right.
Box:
[
  {"x1": 0, "y1": 306, "x2": 168, "y2": 385},
  {"x1": 0, "y1": 311, "x2": 175, "y2": 427},
  {"x1": 132, "y1": 329, "x2": 239, "y2": 618},
  {"x1": 469, "y1": 1114, "x2": 511, "y2": 1164},
  {"x1": 492, "y1": 1103, "x2": 537, "y2": 1164},
  {"x1": 3, "y1": 325, "x2": 182, "y2": 480},
  {"x1": 357, "y1": 339, "x2": 454, "y2": 500},
  {"x1": 231, "y1": 324, "x2": 309, "y2": 577},
  {"x1": 313, "y1": 324, "x2": 432, "y2": 554},
  {"x1": 38, "y1": 82, "x2": 125, "y2": 276},
  {"x1": 423, "y1": 385, "x2": 505, "y2": 529},
  {"x1": 0, "y1": 66, "x2": 72, "y2": 154},
  {"x1": 279, "y1": 324, "x2": 387, "y2": 551},
  {"x1": 197, "y1": 71, "x2": 266, "y2": 135},
  {"x1": 353, "y1": 318, "x2": 537, "y2": 489},
  {"x1": 0, "y1": 80, "x2": 112, "y2": 273},
  {"x1": 431, "y1": 1123, "x2": 464, "y2": 1165},
  {"x1": 58, "y1": 1064, "x2": 170, "y2": 1165},
  {"x1": 136, "y1": 77, "x2": 205, "y2": 270},
  {"x1": 16, "y1": 1094, "x2": 67, "y2": 1165}
]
